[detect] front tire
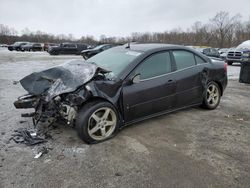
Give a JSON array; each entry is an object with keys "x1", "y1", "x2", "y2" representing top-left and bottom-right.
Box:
[
  {"x1": 227, "y1": 61, "x2": 233, "y2": 65},
  {"x1": 76, "y1": 101, "x2": 119, "y2": 144},
  {"x1": 202, "y1": 81, "x2": 221, "y2": 110}
]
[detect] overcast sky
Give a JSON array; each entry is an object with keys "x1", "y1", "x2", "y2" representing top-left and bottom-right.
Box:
[{"x1": 0, "y1": 0, "x2": 249, "y2": 39}]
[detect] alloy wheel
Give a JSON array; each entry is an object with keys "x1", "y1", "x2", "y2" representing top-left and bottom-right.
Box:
[
  {"x1": 87, "y1": 107, "x2": 117, "y2": 141},
  {"x1": 206, "y1": 84, "x2": 219, "y2": 107}
]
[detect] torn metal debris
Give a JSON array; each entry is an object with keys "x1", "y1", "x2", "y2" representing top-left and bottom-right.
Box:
[{"x1": 11, "y1": 128, "x2": 47, "y2": 146}]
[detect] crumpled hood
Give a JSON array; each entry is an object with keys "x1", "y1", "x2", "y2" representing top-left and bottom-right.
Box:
[{"x1": 20, "y1": 60, "x2": 99, "y2": 101}]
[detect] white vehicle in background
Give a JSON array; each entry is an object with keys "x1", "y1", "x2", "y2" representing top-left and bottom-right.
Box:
[{"x1": 226, "y1": 40, "x2": 250, "y2": 65}]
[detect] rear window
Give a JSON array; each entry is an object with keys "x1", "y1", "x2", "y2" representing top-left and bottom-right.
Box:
[
  {"x1": 64, "y1": 44, "x2": 76, "y2": 48},
  {"x1": 195, "y1": 55, "x2": 206, "y2": 64}
]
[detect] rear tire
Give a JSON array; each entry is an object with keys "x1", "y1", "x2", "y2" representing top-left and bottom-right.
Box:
[
  {"x1": 76, "y1": 101, "x2": 120, "y2": 144},
  {"x1": 202, "y1": 81, "x2": 221, "y2": 110}
]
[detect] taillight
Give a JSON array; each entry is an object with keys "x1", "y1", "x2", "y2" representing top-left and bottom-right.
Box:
[{"x1": 224, "y1": 62, "x2": 227, "y2": 72}]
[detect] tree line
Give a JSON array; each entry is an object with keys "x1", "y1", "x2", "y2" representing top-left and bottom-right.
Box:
[{"x1": 0, "y1": 11, "x2": 250, "y2": 48}]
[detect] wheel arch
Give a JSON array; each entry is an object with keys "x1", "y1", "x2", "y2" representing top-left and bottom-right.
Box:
[
  {"x1": 206, "y1": 80, "x2": 223, "y2": 96},
  {"x1": 214, "y1": 80, "x2": 223, "y2": 96},
  {"x1": 80, "y1": 96, "x2": 124, "y2": 124}
]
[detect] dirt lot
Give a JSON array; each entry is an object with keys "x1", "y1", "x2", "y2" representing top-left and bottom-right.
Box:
[{"x1": 0, "y1": 49, "x2": 249, "y2": 188}]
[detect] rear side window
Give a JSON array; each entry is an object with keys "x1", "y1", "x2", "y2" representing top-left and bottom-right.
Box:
[
  {"x1": 136, "y1": 51, "x2": 172, "y2": 80},
  {"x1": 64, "y1": 44, "x2": 76, "y2": 48},
  {"x1": 173, "y1": 50, "x2": 196, "y2": 70},
  {"x1": 33, "y1": 43, "x2": 41, "y2": 47},
  {"x1": 195, "y1": 55, "x2": 206, "y2": 64}
]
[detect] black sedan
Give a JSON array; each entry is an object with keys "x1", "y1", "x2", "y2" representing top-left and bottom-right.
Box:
[
  {"x1": 81, "y1": 44, "x2": 115, "y2": 59},
  {"x1": 14, "y1": 43, "x2": 227, "y2": 144},
  {"x1": 48, "y1": 43, "x2": 87, "y2": 55}
]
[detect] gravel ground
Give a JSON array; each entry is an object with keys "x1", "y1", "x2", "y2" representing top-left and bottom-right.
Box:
[{"x1": 0, "y1": 49, "x2": 249, "y2": 188}]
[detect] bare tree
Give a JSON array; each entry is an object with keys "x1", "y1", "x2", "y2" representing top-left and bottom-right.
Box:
[
  {"x1": 1, "y1": 11, "x2": 250, "y2": 47},
  {"x1": 210, "y1": 11, "x2": 241, "y2": 47}
]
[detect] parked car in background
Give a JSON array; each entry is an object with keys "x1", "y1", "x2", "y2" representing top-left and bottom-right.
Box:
[
  {"x1": 218, "y1": 48, "x2": 229, "y2": 60},
  {"x1": 48, "y1": 43, "x2": 87, "y2": 55},
  {"x1": 14, "y1": 43, "x2": 227, "y2": 144},
  {"x1": 21, "y1": 43, "x2": 43, "y2": 51},
  {"x1": 44, "y1": 43, "x2": 59, "y2": 51},
  {"x1": 0, "y1": 44, "x2": 8, "y2": 48},
  {"x1": 8, "y1": 41, "x2": 29, "y2": 51},
  {"x1": 202, "y1": 47, "x2": 220, "y2": 58},
  {"x1": 81, "y1": 44, "x2": 115, "y2": 59},
  {"x1": 226, "y1": 40, "x2": 250, "y2": 65}
]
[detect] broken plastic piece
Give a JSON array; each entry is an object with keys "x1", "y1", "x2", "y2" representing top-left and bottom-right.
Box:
[
  {"x1": 21, "y1": 112, "x2": 35, "y2": 117},
  {"x1": 34, "y1": 147, "x2": 49, "y2": 159},
  {"x1": 34, "y1": 152, "x2": 43, "y2": 159}
]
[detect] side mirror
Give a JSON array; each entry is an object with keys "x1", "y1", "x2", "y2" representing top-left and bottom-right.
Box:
[{"x1": 131, "y1": 74, "x2": 141, "y2": 84}]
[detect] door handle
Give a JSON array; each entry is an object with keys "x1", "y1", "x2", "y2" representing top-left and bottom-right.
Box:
[{"x1": 167, "y1": 79, "x2": 174, "y2": 83}]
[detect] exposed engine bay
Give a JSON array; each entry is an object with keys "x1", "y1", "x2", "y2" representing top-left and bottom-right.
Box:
[{"x1": 13, "y1": 60, "x2": 119, "y2": 126}]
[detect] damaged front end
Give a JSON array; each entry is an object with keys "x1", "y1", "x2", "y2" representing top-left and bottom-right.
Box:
[
  {"x1": 14, "y1": 90, "x2": 90, "y2": 126},
  {"x1": 13, "y1": 60, "x2": 103, "y2": 126}
]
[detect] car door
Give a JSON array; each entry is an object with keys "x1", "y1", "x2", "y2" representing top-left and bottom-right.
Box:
[
  {"x1": 122, "y1": 51, "x2": 176, "y2": 122},
  {"x1": 69, "y1": 44, "x2": 78, "y2": 54},
  {"x1": 61, "y1": 44, "x2": 68, "y2": 54},
  {"x1": 65, "y1": 44, "x2": 77, "y2": 54},
  {"x1": 171, "y1": 50, "x2": 205, "y2": 108}
]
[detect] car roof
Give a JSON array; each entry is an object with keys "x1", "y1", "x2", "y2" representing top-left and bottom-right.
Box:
[
  {"x1": 122, "y1": 43, "x2": 182, "y2": 52},
  {"x1": 97, "y1": 44, "x2": 112, "y2": 47}
]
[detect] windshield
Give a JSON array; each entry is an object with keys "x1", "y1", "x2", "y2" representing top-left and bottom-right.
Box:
[
  {"x1": 93, "y1": 44, "x2": 107, "y2": 50},
  {"x1": 86, "y1": 47, "x2": 142, "y2": 79}
]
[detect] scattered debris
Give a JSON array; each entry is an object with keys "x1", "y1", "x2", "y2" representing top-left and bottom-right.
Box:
[
  {"x1": 11, "y1": 128, "x2": 47, "y2": 146},
  {"x1": 44, "y1": 159, "x2": 52, "y2": 163},
  {"x1": 56, "y1": 154, "x2": 65, "y2": 160},
  {"x1": 34, "y1": 152, "x2": 43, "y2": 159},
  {"x1": 44, "y1": 132, "x2": 53, "y2": 140},
  {"x1": 34, "y1": 146, "x2": 49, "y2": 159},
  {"x1": 12, "y1": 80, "x2": 19, "y2": 85},
  {"x1": 115, "y1": 172, "x2": 123, "y2": 177},
  {"x1": 236, "y1": 118, "x2": 244, "y2": 121},
  {"x1": 19, "y1": 120, "x2": 27, "y2": 124},
  {"x1": 224, "y1": 114, "x2": 245, "y2": 121},
  {"x1": 30, "y1": 132, "x2": 37, "y2": 137}
]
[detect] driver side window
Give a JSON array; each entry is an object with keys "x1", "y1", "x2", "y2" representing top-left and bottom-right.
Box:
[{"x1": 135, "y1": 51, "x2": 172, "y2": 80}]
